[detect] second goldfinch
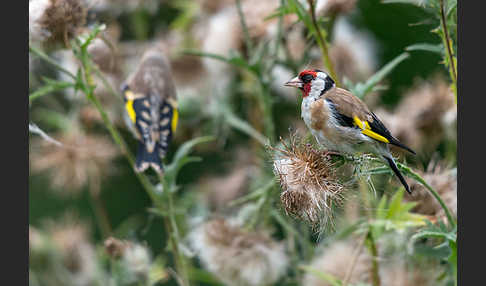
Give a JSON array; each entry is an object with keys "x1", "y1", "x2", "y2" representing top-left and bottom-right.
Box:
[
  {"x1": 121, "y1": 47, "x2": 178, "y2": 173},
  {"x1": 284, "y1": 69, "x2": 415, "y2": 193}
]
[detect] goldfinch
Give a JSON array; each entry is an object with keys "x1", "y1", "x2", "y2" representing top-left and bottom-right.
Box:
[
  {"x1": 284, "y1": 69, "x2": 416, "y2": 193},
  {"x1": 121, "y1": 47, "x2": 178, "y2": 173}
]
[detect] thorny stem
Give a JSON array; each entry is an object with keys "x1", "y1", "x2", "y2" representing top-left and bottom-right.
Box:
[
  {"x1": 438, "y1": 0, "x2": 457, "y2": 102},
  {"x1": 307, "y1": 0, "x2": 340, "y2": 86}
]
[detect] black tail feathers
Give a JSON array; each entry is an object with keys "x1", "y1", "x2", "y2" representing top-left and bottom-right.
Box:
[
  {"x1": 135, "y1": 142, "x2": 163, "y2": 173},
  {"x1": 389, "y1": 138, "x2": 416, "y2": 155},
  {"x1": 383, "y1": 155, "x2": 412, "y2": 194}
]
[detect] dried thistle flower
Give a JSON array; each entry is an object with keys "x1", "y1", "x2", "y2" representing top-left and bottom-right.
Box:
[
  {"x1": 30, "y1": 128, "x2": 119, "y2": 195},
  {"x1": 87, "y1": 36, "x2": 121, "y2": 75},
  {"x1": 315, "y1": 0, "x2": 357, "y2": 16},
  {"x1": 272, "y1": 135, "x2": 344, "y2": 226},
  {"x1": 190, "y1": 218, "x2": 288, "y2": 286},
  {"x1": 375, "y1": 77, "x2": 456, "y2": 152},
  {"x1": 104, "y1": 237, "x2": 152, "y2": 282},
  {"x1": 303, "y1": 240, "x2": 371, "y2": 286},
  {"x1": 196, "y1": 0, "x2": 235, "y2": 14},
  {"x1": 200, "y1": 166, "x2": 252, "y2": 210},
  {"x1": 104, "y1": 237, "x2": 130, "y2": 259},
  {"x1": 90, "y1": 0, "x2": 161, "y2": 16},
  {"x1": 380, "y1": 262, "x2": 434, "y2": 286},
  {"x1": 328, "y1": 18, "x2": 377, "y2": 82},
  {"x1": 29, "y1": 226, "x2": 47, "y2": 254},
  {"x1": 44, "y1": 213, "x2": 98, "y2": 285},
  {"x1": 121, "y1": 243, "x2": 152, "y2": 281},
  {"x1": 29, "y1": 0, "x2": 88, "y2": 48},
  {"x1": 197, "y1": 148, "x2": 257, "y2": 210},
  {"x1": 200, "y1": 0, "x2": 296, "y2": 91},
  {"x1": 405, "y1": 161, "x2": 457, "y2": 223}
]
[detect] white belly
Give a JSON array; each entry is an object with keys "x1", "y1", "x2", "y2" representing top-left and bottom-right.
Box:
[{"x1": 301, "y1": 97, "x2": 373, "y2": 154}]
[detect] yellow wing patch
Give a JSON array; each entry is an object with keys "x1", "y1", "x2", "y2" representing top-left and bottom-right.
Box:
[
  {"x1": 125, "y1": 100, "x2": 136, "y2": 123},
  {"x1": 171, "y1": 108, "x2": 178, "y2": 133},
  {"x1": 353, "y1": 116, "x2": 390, "y2": 143}
]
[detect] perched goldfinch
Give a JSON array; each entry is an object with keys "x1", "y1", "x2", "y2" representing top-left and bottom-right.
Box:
[
  {"x1": 121, "y1": 47, "x2": 178, "y2": 173},
  {"x1": 284, "y1": 69, "x2": 416, "y2": 193}
]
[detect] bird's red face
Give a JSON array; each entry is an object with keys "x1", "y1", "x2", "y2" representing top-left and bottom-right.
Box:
[{"x1": 284, "y1": 69, "x2": 334, "y2": 98}]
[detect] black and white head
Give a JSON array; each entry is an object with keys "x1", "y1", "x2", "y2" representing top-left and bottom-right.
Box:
[{"x1": 283, "y1": 69, "x2": 336, "y2": 98}]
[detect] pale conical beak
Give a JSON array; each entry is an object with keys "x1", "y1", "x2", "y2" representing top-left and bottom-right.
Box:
[{"x1": 284, "y1": 76, "x2": 303, "y2": 88}]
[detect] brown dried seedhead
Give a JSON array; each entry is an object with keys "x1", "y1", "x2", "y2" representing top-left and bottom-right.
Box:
[
  {"x1": 39, "y1": 0, "x2": 88, "y2": 47},
  {"x1": 190, "y1": 218, "x2": 288, "y2": 286},
  {"x1": 315, "y1": 0, "x2": 358, "y2": 17},
  {"x1": 272, "y1": 135, "x2": 344, "y2": 227},
  {"x1": 104, "y1": 237, "x2": 131, "y2": 259},
  {"x1": 303, "y1": 240, "x2": 371, "y2": 286},
  {"x1": 30, "y1": 129, "x2": 119, "y2": 195}
]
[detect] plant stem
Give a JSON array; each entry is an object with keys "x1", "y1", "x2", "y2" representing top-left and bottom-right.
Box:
[
  {"x1": 158, "y1": 173, "x2": 190, "y2": 286},
  {"x1": 342, "y1": 233, "x2": 367, "y2": 286},
  {"x1": 88, "y1": 186, "x2": 112, "y2": 239},
  {"x1": 307, "y1": 0, "x2": 340, "y2": 86},
  {"x1": 235, "y1": 0, "x2": 253, "y2": 55},
  {"x1": 366, "y1": 230, "x2": 381, "y2": 286},
  {"x1": 92, "y1": 65, "x2": 124, "y2": 103},
  {"x1": 438, "y1": 0, "x2": 457, "y2": 101},
  {"x1": 257, "y1": 82, "x2": 276, "y2": 142}
]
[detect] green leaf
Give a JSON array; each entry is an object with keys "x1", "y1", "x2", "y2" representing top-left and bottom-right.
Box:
[
  {"x1": 183, "y1": 50, "x2": 254, "y2": 73},
  {"x1": 410, "y1": 220, "x2": 456, "y2": 243},
  {"x1": 371, "y1": 189, "x2": 426, "y2": 236},
  {"x1": 78, "y1": 23, "x2": 106, "y2": 49},
  {"x1": 376, "y1": 194, "x2": 388, "y2": 220},
  {"x1": 149, "y1": 257, "x2": 169, "y2": 285},
  {"x1": 164, "y1": 136, "x2": 214, "y2": 187},
  {"x1": 299, "y1": 266, "x2": 343, "y2": 286},
  {"x1": 351, "y1": 53, "x2": 410, "y2": 99},
  {"x1": 406, "y1": 43, "x2": 444, "y2": 54},
  {"x1": 188, "y1": 267, "x2": 225, "y2": 285},
  {"x1": 446, "y1": 0, "x2": 457, "y2": 16},
  {"x1": 172, "y1": 136, "x2": 213, "y2": 162},
  {"x1": 29, "y1": 79, "x2": 75, "y2": 102},
  {"x1": 382, "y1": 0, "x2": 428, "y2": 7},
  {"x1": 224, "y1": 110, "x2": 269, "y2": 146},
  {"x1": 286, "y1": 0, "x2": 315, "y2": 35}
]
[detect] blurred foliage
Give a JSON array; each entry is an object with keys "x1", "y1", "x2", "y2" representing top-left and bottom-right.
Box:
[{"x1": 29, "y1": 0, "x2": 457, "y2": 285}]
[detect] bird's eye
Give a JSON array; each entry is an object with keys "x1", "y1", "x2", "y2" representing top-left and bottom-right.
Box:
[{"x1": 301, "y1": 74, "x2": 314, "y2": 83}]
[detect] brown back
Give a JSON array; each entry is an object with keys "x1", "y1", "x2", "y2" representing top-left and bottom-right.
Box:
[{"x1": 323, "y1": 87, "x2": 372, "y2": 122}]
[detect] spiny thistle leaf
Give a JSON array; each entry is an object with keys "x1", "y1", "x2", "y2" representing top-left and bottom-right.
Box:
[
  {"x1": 406, "y1": 43, "x2": 444, "y2": 54},
  {"x1": 371, "y1": 189, "x2": 426, "y2": 237}
]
